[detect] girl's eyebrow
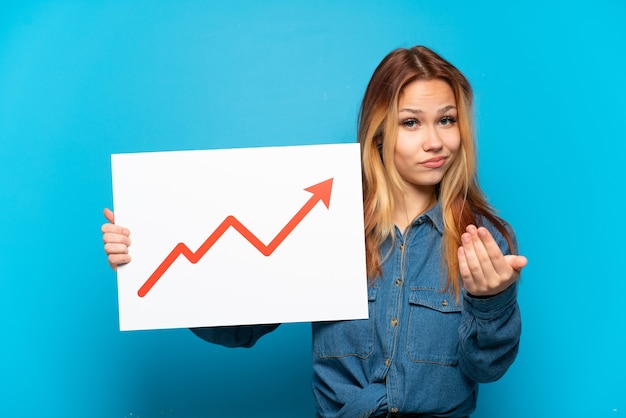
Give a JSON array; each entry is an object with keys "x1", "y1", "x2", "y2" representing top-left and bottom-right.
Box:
[
  {"x1": 398, "y1": 105, "x2": 457, "y2": 115},
  {"x1": 438, "y1": 105, "x2": 457, "y2": 114},
  {"x1": 398, "y1": 108, "x2": 423, "y2": 115}
]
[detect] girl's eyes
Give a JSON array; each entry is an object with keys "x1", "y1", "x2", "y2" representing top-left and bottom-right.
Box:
[
  {"x1": 400, "y1": 116, "x2": 457, "y2": 129},
  {"x1": 401, "y1": 119, "x2": 419, "y2": 128},
  {"x1": 439, "y1": 116, "x2": 457, "y2": 126}
]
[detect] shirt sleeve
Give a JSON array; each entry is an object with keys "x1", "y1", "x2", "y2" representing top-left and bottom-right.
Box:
[
  {"x1": 458, "y1": 283, "x2": 521, "y2": 382},
  {"x1": 189, "y1": 324, "x2": 280, "y2": 348}
]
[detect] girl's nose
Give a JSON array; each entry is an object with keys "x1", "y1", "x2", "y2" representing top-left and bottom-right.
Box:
[{"x1": 422, "y1": 127, "x2": 443, "y2": 151}]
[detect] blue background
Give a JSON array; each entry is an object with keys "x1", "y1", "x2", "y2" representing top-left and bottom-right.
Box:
[{"x1": 1, "y1": 1, "x2": 624, "y2": 417}]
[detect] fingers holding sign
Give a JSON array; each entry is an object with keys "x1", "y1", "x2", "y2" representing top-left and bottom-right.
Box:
[
  {"x1": 101, "y1": 208, "x2": 132, "y2": 271},
  {"x1": 458, "y1": 225, "x2": 528, "y2": 297}
]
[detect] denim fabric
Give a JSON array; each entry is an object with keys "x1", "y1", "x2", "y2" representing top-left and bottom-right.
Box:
[
  {"x1": 191, "y1": 203, "x2": 521, "y2": 418},
  {"x1": 311, "y1": 203, "x2": 520, "y2": 417}
]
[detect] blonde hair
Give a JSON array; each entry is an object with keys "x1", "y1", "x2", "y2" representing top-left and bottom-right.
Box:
[{"x1": 358, "y1": 46, "x2": 513, "y2": 297}]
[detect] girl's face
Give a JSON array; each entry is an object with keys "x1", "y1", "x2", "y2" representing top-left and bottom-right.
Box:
[{"x1": 393, "y1": 78, "x2": 461, "y2": 193}]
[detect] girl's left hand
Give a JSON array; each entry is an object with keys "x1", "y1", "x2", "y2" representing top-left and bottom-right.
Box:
[{"x1": 458, "y1": 225, "x2": 528, "y2": 297}]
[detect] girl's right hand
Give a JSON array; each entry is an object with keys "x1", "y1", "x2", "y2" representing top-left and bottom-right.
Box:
[{"x1": 101, "y1": 208, "x2": 132, "y2": 271}]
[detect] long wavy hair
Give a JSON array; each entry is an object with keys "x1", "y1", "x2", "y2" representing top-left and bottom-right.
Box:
[{"x1": 358, "y1": 45, "x2": 514, "y2": 297}]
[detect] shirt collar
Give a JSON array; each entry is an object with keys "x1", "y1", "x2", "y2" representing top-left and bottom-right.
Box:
[{"x1": 419, "y1": 200, "x2": 444, "y2": 235}]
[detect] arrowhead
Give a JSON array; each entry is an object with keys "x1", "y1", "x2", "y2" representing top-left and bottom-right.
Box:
[{"x1": 304, "y1": 178, "x2": 333, "y2": 208}]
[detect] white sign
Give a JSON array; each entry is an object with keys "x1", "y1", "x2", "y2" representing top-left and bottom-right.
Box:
[{"x1": 111, "y1": 143, "x2": 368, "y2": 331}]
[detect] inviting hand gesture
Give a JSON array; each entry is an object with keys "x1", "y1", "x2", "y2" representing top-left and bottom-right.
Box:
[
  {"x1": 458, "y1": 224, "x2": 527, "y2": 297},
  {"x1": 101, "y1": 208, "x2": 132, "y2": 271}
]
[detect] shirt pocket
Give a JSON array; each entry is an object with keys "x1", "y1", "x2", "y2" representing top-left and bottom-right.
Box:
[
  {"x1": 313, "y1": 286, "x2": 378, "y2": 359},
  {"x1": 406, "y1": 288, "x2": 462, "y2": 366}
]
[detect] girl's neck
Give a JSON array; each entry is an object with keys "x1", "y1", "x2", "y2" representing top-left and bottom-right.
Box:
[{"x1": 392, "y1": 186, "x2": 436, "y2": 233}]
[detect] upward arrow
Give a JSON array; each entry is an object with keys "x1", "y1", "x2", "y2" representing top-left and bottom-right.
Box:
[{"x1": 137, "y1": 178, "x2": 334, "y2": 297}]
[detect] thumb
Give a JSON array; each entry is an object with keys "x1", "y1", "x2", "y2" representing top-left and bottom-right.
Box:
[
  {"x1": 103, "y1": 208, "x2": 115, "y2": 224},
  {"x1": 505, "y1": 255, "x2": 528, "y2": 272}
]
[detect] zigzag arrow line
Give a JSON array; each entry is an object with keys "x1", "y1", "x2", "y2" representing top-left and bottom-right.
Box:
[{"x1": 137, "y1": 178, "x2": 333, "y2": 297}]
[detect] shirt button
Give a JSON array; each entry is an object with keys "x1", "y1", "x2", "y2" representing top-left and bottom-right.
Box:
[
  {"x1": 391, "y1": 318, "x2": 398, "y2": 327},
  {"x1": 385, "y1": 358, "x2": 391, "y2": 366},
  {"x1": 399, "y1": 244, "x2": 404, "y2": 251},
  {"x1": 441, "y1": 300, "x2": 449, "y2": 307},
  {"x1": 391, "y1": 407, "x2": 399, "y2": 413},
  {"x1": 395, "y1": 278, "x2": 402, "y2": 286}
]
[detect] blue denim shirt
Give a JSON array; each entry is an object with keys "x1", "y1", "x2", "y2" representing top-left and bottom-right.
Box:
[{"x1": 192, "y1": 203, "x2": 521, "y2": 418}]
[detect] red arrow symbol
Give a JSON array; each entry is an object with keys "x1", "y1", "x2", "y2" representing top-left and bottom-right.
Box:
[{"x1": 137, "y1": 178, "x2": 334, "y2": 297}]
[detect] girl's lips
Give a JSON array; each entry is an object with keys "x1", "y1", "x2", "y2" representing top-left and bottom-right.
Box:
[{"x1": 420, "y1": 157, "x2": 446, "y2": 168}]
